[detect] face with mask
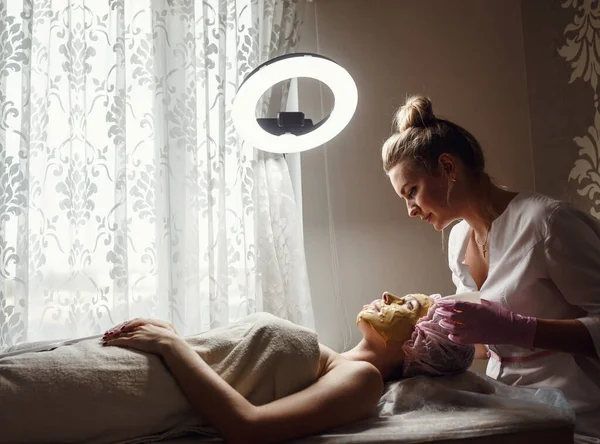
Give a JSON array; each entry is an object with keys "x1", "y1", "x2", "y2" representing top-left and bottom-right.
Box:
[{"x1": 356, "y1": 292, "x2": 434, "y2": 344}]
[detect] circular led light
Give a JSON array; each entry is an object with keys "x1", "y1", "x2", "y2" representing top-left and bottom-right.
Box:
[{"x1": 232, "y1": 53, "x2": 358, "y2": 154}]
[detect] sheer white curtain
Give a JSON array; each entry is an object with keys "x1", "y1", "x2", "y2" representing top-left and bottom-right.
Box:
[{"x1": 0, "y1": 0, "x2": 314, "y2": 349}]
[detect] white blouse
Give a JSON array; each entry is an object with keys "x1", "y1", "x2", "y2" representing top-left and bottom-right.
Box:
[{"x1": 448, "y1": 192, "x2": 600, "y2": 438}]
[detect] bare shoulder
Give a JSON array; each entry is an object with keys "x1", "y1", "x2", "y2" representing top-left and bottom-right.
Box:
[
  {"x1": 318, "y1": 344, "x2": 383, "y2": 394},
  {"x1": 332, "y1": 359, "x2": 383, "y2": 400},
  {"x1": 245, "y1": 345, "x2": 384, "y2": 443}
]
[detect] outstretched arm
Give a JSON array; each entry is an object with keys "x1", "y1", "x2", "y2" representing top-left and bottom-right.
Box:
[{"x1": 105, "y1": 322, "x2": 383, "y2": 444}]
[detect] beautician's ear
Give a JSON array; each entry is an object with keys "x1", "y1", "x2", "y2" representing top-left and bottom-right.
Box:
[{"x1": 437, "y1": 153, "x2": 455, "y2": 177}]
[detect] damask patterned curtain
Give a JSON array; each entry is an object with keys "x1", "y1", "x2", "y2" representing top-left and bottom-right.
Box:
[{"x1": 0, "y1": 0, "x2": 314, "y2": 349}]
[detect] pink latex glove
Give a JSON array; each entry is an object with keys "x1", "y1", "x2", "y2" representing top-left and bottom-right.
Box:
[
  {"x1": 434, "y1": 298, "x2": 537, "y2": 348},
  {"x1": 429, "y1": 293, "x2": 442, "y2": 301}
]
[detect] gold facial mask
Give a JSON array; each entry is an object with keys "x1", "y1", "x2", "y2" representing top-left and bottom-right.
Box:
[{"x1": 356, "y1": 293, "x2": 434, "y2": 343}]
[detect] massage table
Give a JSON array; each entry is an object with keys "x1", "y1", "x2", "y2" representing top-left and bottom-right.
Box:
[
  {"x1": 1, "y1": 322, "x2": 575, "y2": 444},
  {"x1": 161, "y1": 371, "x2": 575, "y2": 444}
]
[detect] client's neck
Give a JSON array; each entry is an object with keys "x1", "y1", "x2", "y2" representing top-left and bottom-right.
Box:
[{"x1": 341, "y1": 339, "x2": 405, "y2": 381}]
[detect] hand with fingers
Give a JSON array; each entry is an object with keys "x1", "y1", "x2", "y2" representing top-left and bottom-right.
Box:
[
  {"x1": 104, "y1": 318, "x2": 177, "y2": 337},
  {"x1": 434, "y1": 298, "x2": 537, "y2": 348},
  {"x1": 102, "y1": 319, "x2": 181, "y2": 355}
]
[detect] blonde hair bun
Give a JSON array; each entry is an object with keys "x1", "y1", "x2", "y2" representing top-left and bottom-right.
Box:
[{"x1": 393, "y1": 95, "x2": 436, "y2": 133}]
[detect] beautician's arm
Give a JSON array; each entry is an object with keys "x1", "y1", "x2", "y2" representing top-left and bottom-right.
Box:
[
  {"x1": 542, "y1": 206, "x2": 600, "y2": 358},
  {"x1": 436, "y1": 300, "x2": 598, "y2": 358},
  {"x1": 534, "y1": 319, "x2": 597, "y2": 357},
  {"x1": 468, "y1": 323, "x2": 595, "y2": 358},
  {"x1": 159, "y1": 337, "x2": 383, "y2": 444}
]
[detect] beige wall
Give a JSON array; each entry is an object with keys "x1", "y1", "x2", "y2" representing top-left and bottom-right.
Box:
[{"x1": 298, "y1": 0, "x2": 534, "y2": 355}]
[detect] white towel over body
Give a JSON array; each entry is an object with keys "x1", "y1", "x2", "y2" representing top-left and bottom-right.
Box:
[{"x1": 0, "y1": 312, "x2": 320, "y2": 444}]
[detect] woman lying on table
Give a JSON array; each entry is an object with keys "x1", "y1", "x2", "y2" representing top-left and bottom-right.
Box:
[{"x1": 0, "y1": 292, "x2": 473, "y2": 444}]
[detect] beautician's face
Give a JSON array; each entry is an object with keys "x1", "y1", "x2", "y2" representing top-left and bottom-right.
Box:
[
  {"x1": 357, "y1": 292, "x2": 434, "y2": 344},
  {"x1": 388, "y1": 161, "x2": 454, "y2": 231}
]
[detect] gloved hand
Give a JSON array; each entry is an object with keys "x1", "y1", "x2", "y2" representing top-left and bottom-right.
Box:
[
  {"x1": 429, "y1": 293, "x2": 442, "y2": 301},
  {"x1": 434, "y1": 298, "x2": 537, "y2": 349},
  {"x1": 414, "y1": 294, "x2": 442, "y2": 323}
]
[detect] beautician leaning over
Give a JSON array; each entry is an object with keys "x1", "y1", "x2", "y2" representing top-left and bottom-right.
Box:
[{"x1": 381, "y1": 95, "x2": 600, "y2": 440}]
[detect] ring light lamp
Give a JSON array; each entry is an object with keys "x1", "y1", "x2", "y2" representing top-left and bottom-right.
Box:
[{"x1": 232, "y1": 53, "x2": 358, "y2": 153}]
